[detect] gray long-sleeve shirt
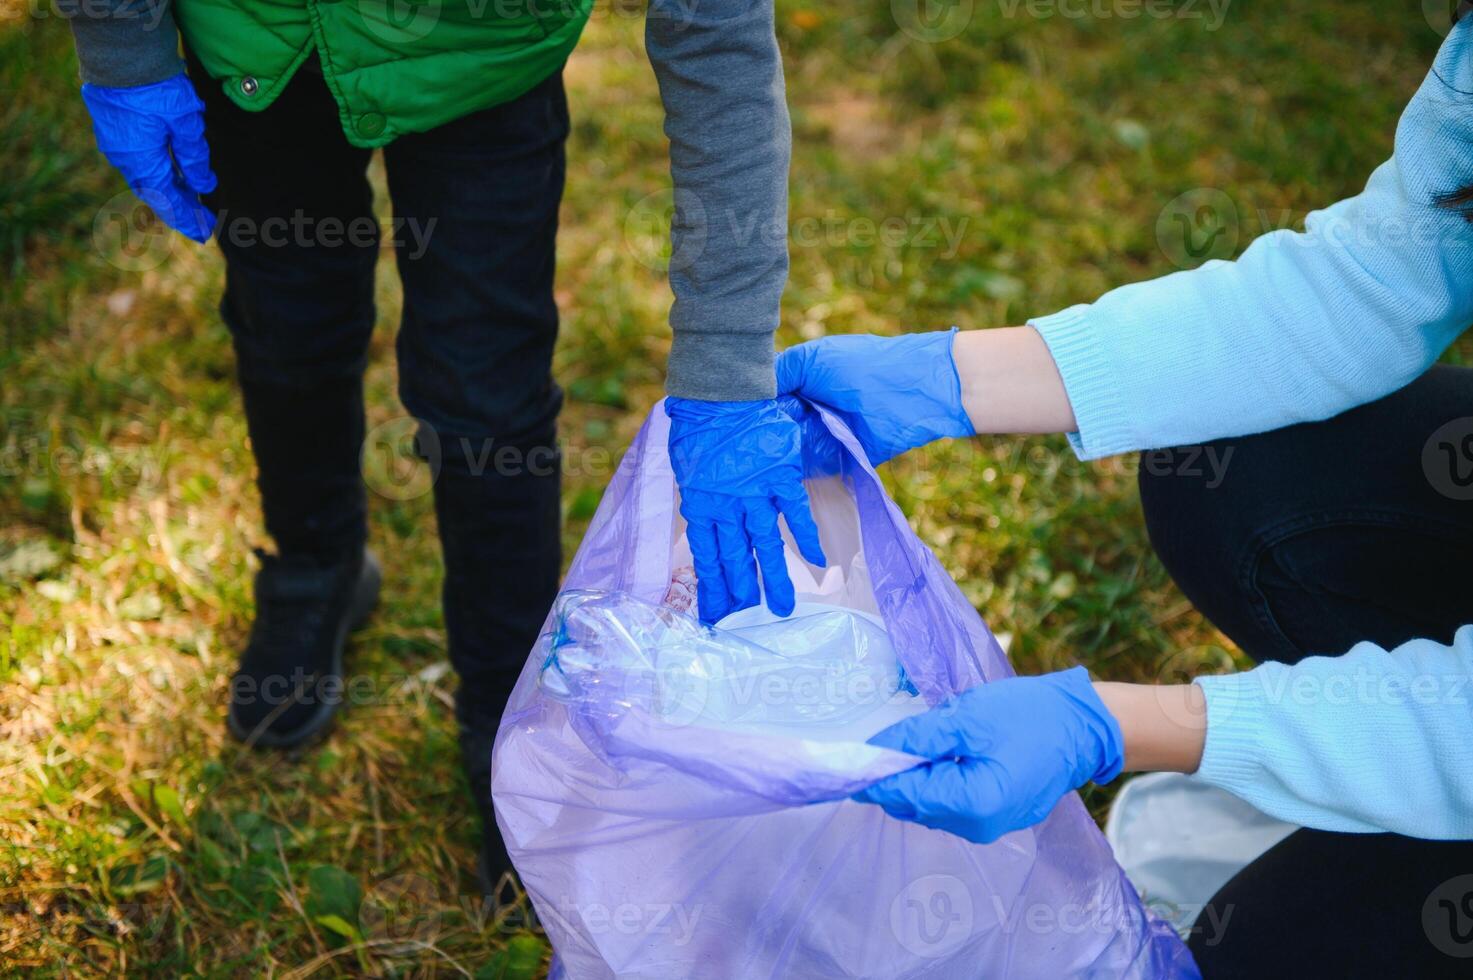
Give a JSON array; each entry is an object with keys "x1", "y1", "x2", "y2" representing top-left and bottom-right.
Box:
[{"x1": 63, "y1": 0, "x2": 788, "y2": 401}]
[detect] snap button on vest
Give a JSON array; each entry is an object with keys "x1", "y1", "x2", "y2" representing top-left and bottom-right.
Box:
[
  {"x1": 356, "y1": 112, "x2": 386, "y2": 138},
  {"x1": 240, "y1": 76, "x2": 259, "y2": 96}
]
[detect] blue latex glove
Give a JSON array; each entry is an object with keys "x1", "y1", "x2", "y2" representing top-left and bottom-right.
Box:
[
  {"x1": 854, "y1": 667, "x2": 1124, "y2": 844},
  {"x1": 776, "y1": 328, "x2": 976, "y2": 469},
  {"x1": 81, "y1": 73, "x2": 217, "y2": 243},
  {"x1": 666, "y1": 397, "x2": 827, "y2": 625}
]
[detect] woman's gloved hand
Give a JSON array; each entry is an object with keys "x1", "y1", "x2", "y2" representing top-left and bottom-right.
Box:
[
  {"x1": 776, "y1": 328, "x2": 975, "y2": 468},
  {"x1": 666, "y1": 397, "x2": 827, "y2": 625},
  {"x1": 854, "y1": 666, "x2": 1124, "y2": 844},
  {"x1": 81, "y1": 72, "x2": 217, "y2": 243}
]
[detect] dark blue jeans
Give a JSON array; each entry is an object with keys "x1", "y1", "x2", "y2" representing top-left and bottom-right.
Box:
[
  {"x1": 1141, "y1": 366, "x2": 1473, "y2": 665},
  {"x1": 1139, "y1": 365, "x2": 1473, "y2": 977},
  {"x1": 191, "y1": 51, "x2": 567, "y2": 731}
]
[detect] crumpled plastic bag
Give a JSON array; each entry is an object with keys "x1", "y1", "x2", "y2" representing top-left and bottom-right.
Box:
[
  {"x1": 493, "y1": 399, "x2": 1198, "y2": 979},
  {"x1": 1106, "y1": 772, "x2": 1298, "y2": 936}
]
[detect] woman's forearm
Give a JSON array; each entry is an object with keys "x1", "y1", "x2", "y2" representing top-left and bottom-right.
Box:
[
  {"x1": 953, "y1": 326, "x2": 1078, "y2": 435},
  {"x1": 1092, "y1": 682, "x2": 1206, "y2": 774}
]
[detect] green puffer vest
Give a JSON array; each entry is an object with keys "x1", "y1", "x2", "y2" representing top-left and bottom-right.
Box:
[{"x1": 173, "y1": 0, "x2": 591, "y2": 148}]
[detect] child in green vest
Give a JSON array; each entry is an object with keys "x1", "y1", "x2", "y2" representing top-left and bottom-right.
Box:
[{"x1": 61, "y1": 0, "x2": 822, "y2": 897}]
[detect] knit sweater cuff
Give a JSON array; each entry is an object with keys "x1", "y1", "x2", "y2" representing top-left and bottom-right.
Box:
[
  {"x1": 1029, "y1": 304, "x2": 1136, "y2": 460},
  {"x1": 61, "y1": 0, "x2": 183, "y2": 88},
  {"x1": 1191, "y1": 672, "x2": 1272, "y2": 797}
]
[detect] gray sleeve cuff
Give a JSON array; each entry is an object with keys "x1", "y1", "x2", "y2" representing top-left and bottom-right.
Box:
[
  {"x1": 666, "y1": 331, "x2": 778, "y2": 401},
  {"x1": 59, "y1": 0, "x2": 182, "y2": 88}
]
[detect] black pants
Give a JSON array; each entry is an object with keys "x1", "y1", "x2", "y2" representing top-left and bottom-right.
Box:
[
  {"x1": 190, "y1": 51, "x2": 567, "y2": 732},
  {"x1": 1138, "y1": 365, "x2": 1473, "y2": 977}
]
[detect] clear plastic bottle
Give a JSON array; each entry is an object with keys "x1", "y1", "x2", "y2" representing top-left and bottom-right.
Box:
[{"x1": 540, "y1": 590, "x2": 912, "y2": 731}]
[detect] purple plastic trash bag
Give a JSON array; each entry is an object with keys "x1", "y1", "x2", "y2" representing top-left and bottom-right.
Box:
[{"x1": 492, "y1": 402, "x2": 1198, "y2": 979}]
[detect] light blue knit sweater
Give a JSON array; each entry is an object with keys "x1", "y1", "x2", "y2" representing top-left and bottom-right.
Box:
[{"x1": 1032, "y1": 21, "x2": 1473, "y2": 837}]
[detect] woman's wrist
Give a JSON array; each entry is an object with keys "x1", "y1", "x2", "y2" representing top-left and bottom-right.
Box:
[
  {"x1": 1092, "y1": 681, "x2": 1207, "y2": 774},
  {"x1": 951, "y1": 326, "x2": 1078, "y2": 435}
]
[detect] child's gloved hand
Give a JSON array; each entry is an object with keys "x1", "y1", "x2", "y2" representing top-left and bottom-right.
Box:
[
  {"x1": 666, "y1": 397, "x2": 827, "y2": 625},
  {"x1": 81, "y1": 72, "x2": 217, "y2": 242},
  {"x1": 853, "y1": 667, "x2": 1124, "y2": 844},
  {"x1": 776, "y1": 329, "x2": 975, "y2": 468}
]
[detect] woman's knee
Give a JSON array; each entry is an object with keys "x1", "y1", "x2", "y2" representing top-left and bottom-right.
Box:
[
  {"x1": 1137, "y1": 439, "x2": 1309, "y2": 662},
  {"x1": 1139, "y1": 420, "x2": 1473, "y2": 662},
  {"x1": 1138, "y1": 443, "x2": 1251, "y2": 599}
]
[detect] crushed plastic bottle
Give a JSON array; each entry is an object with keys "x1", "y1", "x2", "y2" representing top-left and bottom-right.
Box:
[{"x1": 540, "y1": 590, "x2": 910, "y2": 731}]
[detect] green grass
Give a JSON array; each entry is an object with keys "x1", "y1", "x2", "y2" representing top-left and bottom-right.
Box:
[{"x1": 0, "y1": 1, "x2": 1462, "y2": 974}]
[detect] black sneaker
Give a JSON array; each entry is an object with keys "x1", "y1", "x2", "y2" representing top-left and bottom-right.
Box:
[
  {"x1": 227, "y1": 547, "x2": 381, "y2": 749},
  {"x1": 461, "y1": 725, "x2": 518, "y2": 901}
]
